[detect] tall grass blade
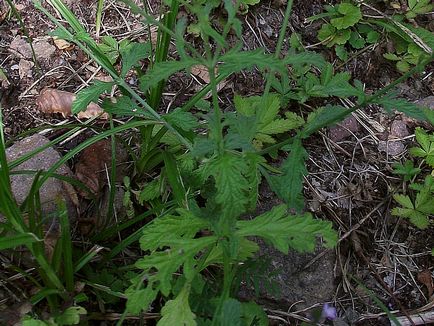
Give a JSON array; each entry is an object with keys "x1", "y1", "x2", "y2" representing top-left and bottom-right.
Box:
[
  {"x1": 95, "y1": 0, "x2": 104, "y2": 38},
  {"x1": 58, "y1": 199, "x2": 74, "y2": 292},
  {"x1": 0, "y1": 233, "x2": 41, "y2": 250}
]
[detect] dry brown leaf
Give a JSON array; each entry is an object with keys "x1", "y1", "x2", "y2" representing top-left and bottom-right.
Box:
[
  {"x1": 149, "y1": 25, "x2": 158, "y2": 47},
  {"x1": 417, "y1": 270, "x2": 433, "y2": 298},
  {"x1": 75, "y1": 139, "x2": 128, "y2": 199},
  {"x1": 52, "y1": 36, "x2": 73, "y2": 50},
  {"x1": 0, "y1": 2, "x2": 8, "y2": 23},
  {"x1": 10, "y1": 36, "x2": 56, "y2": 60},
  {"x1": 75, "y1": 139, "x2": 112, "y2": 198},
  {"x1": 15, "y1": 4, "x2": 25, "y2": 11},
  {"x1": 33, "y1": 40, "x2": 56, "y2": 60},
  {"x1": 36, "y1": 88, "x2": 108, "y2": 119},
  {"x1": 350, "y1": 232, "x2": 363, "y2": 254}
]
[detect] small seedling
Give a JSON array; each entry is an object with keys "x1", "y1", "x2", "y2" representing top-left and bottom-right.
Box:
[
  {"x1": 310, "y1": 3, "x2": 381, "y2": 61},
  {"x1": 409, "y1": 127, "x2": 434, "y2": 168},
  {"x1": 392, "y1": 160, "x2": 421, "y2": 181},
  {"x1": 392, "y1": 128, "x2": 434, "y2": 230}
]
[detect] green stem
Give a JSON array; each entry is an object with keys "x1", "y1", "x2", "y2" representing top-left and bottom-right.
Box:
[
  {"x1": 203, "y1": 34, "x2": 224, "y2": 151},
  {"x1": 211, "y1": 240, "x2": 234, "y2": 325},
  {"x1": 95, "y1": 0, "x2": 104, "y2": 38},
  {"x1": 149, "y1": 0, "x2": 179, "y2": 109},
  {"x1": 262, "y1": 0, "x2": 294, "y2": 100}
]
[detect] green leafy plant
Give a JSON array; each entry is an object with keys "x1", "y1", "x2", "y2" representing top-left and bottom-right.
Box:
[
  {"x1": 383, "y1": 39, "x2": 429, "y2": 73},
  {"x1": 374, "y1": 7, "x2": 434, "y2": 72},
  {"x1": 22, "y1": 306, "x2": 87, "y2": 325},
  {"x1": 309, "y1": 3, "x2": 380, "y2": 61},
  {"x1": 392, "y1": 160, "x2": 421, "y2": 181},
  {"x1": 405, "y1": 0, "x2": 434, "y2": 19},
  {"x1": 392, "y1": 128, "x2": 434, "y2": 229},
  {"x1": 230, "y1": 93, "x2": 305, "y2": 149},
  {"x1": 409, "y1": 127, "x2": 434, "y2": 168},
  {"x1": 392, "y1": 175, "x2": 434, "y2": 229},
  {"x1": 1, "y1": 0, "x2": 431, "y2": 323},
  {"x1": 310, "y1": 1, "x2": 433, "y2": 69}
]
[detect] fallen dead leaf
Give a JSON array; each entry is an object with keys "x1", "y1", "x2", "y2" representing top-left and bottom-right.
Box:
[
  {"x1": 94, "y1": 73, "x2": 113, "y2": 83},
  {"x1": 52, "y1": 36, "x2": 73, "y2": 50},
  {"x1": 36, "y1": 88, "x2": 108, "y2": 119},
  {"x1": 75, "y1": 139, "x2": 128, "y2": 199},
  {"x1": 417, "y1": 270, "x2": 433, "y2": 298},
  {"x1": 0, "y1": 2, "x2": 8, "y2": 23},
  {"x1": 189, "y1": 64, "x2": 229, "y2": 98},
  {"x1": 75, "y1": 139, "x2": 112, "y2": 198}
]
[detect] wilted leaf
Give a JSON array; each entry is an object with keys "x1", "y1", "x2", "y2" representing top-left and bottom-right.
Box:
[
  {"x1": 75, "y1": 139, "x2": 128, "y2": 198},
  {"x1": 417, "y1": 269, "x2": 433, "y2": 298},
  {"x1": 36, "y1": 88, "x2": 108, "y2": 119}
]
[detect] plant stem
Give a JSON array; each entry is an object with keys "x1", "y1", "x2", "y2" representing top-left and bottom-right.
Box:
[
  {"x1": 262, "y1": 0, "x2": 294, "y2": 100},
  {"x1": 95, "y1": 0, "x2": 104, "y2": 38},
  {"x1": 203, "y1": 35, "x2": 224, "y2": 151}
]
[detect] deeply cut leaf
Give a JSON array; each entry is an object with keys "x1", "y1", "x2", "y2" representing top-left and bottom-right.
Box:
[
  {"x1": 72, "y1": 81, "x2": 114, "y2": 114},
  {"x1": 236, "y1": 204, "x2": 337, "y2": 253},
  {"x1": 120, "y1": 41, "x2": 151, "y2": 77},
  {"x1": 158, "y1": 284, "x2": 196, "y2": 326},
  {"x1": 266, "y1": 138, "x2": 308, "y2": 211}
]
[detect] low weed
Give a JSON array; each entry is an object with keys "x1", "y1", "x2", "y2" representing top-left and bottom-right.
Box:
[
  {"x1": 309, "y1": 0, "x2": 434, "y2": 71},
  {"x1": 392, "y1": 128, "x2": 434, "y2": 230},
  {"x1": 0, "y1": 0, "x2": 433, "y2": 324}
]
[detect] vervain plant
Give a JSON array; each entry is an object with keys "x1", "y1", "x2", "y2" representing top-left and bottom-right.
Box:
[{"x1": 1, "y1": 0, "x2": 432, "y2": 324}]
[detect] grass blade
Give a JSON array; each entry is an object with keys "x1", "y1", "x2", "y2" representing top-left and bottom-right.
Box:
[
  {"x1": 162, "y1": 151, "x2": 186, "y2": 207},
  {"x1": 58, "y1": 199, "x2": 74, "y2": 292},
  {"x1": 0, "y1": 232, "x2": 41, "y2": 250}
]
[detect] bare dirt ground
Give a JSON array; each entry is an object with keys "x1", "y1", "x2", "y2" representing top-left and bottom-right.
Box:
[{"x1": 0, "y1": 0, "x2": 433, "y2": 325}]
